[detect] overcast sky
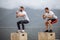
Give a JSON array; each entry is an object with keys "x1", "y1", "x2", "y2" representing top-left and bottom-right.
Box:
[{"x1": 0, "y1": 0, "x2": 60, "y2": 9}]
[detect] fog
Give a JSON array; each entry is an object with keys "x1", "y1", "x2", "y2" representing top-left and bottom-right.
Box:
[{"x1": 0, "y1": 0, "x2": 60, "y2": 9}]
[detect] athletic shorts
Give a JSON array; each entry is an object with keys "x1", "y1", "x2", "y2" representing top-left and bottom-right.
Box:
[{"x1": 47, "y1": 18, "x2": 58, "y2": 24}]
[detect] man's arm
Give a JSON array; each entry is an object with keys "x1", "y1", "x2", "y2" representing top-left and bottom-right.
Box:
[
  {"x1": 16, "y1": 12, "x2": 19, "y2": 18},
  {"x1": 19, "y1": 13, "x2": 25, "y2": 17},
  {"x1": 42, "y1": 14, "x2": 47, "y2": 19},
  {"x1": 19, "y1": 11, "x2": 26, "y2": 17}
]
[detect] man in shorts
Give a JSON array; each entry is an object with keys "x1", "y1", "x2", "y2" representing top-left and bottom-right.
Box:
[{"x1": 42, "y1": 7, "x2": 58, "y2": 32}]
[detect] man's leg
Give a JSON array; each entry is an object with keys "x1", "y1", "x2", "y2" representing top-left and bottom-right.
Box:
[
  {"x1": 48, "y1": 20, "x2": 53, "y2": 32},
  {"x1": 45, "y1": 21, "x2": 49, "y2": 32},
  {"x1": 17, "y1": 21, "x2": 21, "y2": 32},
  {"x1": 21, "y1": 20, "x2": 29, "y2": 32},
  {"x1": 22, "y1": 23, "x2": 25, "y2": 30},
  {"x1": 21, "y1": 23, "x2": 25, "y2": 32}
]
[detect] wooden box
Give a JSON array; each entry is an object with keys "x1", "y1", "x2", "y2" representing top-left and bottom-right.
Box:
[
  {"x1": 48, "y1": 32, "x2": 55, "y2": 40},
  {"x1": 38, "y1": 32, "x2": 55, "y2": 40},
  {"x1": 11, "y1": 32, "x2": 27, "y2": 40}
]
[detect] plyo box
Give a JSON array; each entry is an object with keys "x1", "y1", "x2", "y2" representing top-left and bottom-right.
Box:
[
  {"x1": 38, "y1": 32, "x2": 55, "y2": 40},
  {"x1": 11, "y1": 32, "x2": 27, "y2": 40}
]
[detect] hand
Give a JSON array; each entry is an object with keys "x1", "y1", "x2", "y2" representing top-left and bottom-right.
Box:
[
  {"x1": 42, "y1": 15, "x2": 46, "y2": 19},
  {"x1": 16, "y1": 12, "x2": 18, "y2": 14},
  {"x1": 16, "y1": 16, "x2": 18, "y2": 18},
  {"x1": 16, "y1": 14, "x2": 19, "y2": 18},
  {"x1": 16, "y1": 12, "x2": 19, "y2": 18}
]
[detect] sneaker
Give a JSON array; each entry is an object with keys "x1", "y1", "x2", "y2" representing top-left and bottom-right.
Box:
[
  {"x1": 44, "y1": 30, "x2": 48, "y2": 32},
  {"x1": 49, "y1": 30, "x2": 53, "y2": 32},
  {"x1": 21, "y1": 30, "x2": 25, "y2": 33},
  {"x1": 16, "y1": 30, "x2": 21, "y2": 33}
]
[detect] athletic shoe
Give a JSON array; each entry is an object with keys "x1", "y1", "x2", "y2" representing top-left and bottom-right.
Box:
[
  {"x1": 16, "y1": 30, "x2": 21, "y2": 33},
  {"x1": 21, "y1": 30, "x2": 25, "y2": 33},
  {"x1": 44, "y1": 30, "x2": 48, "y2": 32},
  {"x1": 49, "y1": 30, "x2": 53, "y2": 32}
]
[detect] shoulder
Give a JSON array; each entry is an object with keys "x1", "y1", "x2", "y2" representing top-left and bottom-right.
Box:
[
  {"x1": 50, "y1": 11, "x2": 54, "y2": 14},
  {"x1": 50, "y1": 11, "x2": 53, "y2": 13},
  {"x1": 23, "y1": 11, "x2": 27, "y2": 14}
]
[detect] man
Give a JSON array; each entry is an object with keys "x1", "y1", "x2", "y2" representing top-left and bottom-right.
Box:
[
  {"x1": 42, "y1": 7, "x2": 58, "y2": 32},
  {"x1": 16, "y1": 6, "x2": 30, "y2": 33}
]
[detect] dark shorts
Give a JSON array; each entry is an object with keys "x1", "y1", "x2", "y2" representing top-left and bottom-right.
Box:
[{"x1": 47, "y1": 18, "x2": 58, "y2": 24}]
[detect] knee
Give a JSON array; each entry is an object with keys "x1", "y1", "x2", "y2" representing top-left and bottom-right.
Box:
[
  {"x1": 45, "y1": 22, "x2": 48, "y2": 24},
  {"x1": 17, "y1": 22, "x2": 19, "y2": 24},
  {"x1": 45, "y1": 21, "x2": 48, "y2": 25},
  {"x1": 48, "y1": 20, "x2": 51, "y2": 24}
]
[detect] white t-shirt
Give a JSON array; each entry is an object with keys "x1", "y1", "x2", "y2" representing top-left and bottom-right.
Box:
[
  {"x1": 16, "y1": 10, "x2": 30, "y2": 21},
  {"x1": 44, "y1": 11, "x2": 57, "y2": 19}
]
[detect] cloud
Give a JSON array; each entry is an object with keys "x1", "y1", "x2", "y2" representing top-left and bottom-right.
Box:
[{"x1": 0, "y1": 0, "x2": 60, "y2": 9}]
